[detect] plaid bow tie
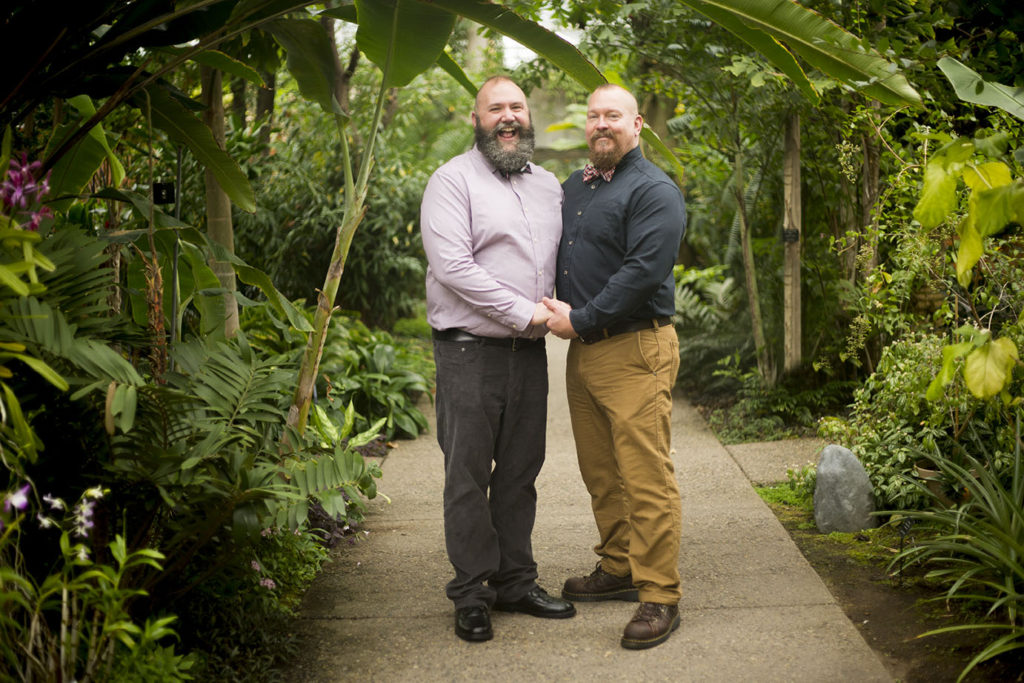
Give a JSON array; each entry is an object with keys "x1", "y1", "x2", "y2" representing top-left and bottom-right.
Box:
[{"x1": 582, "y1": 164, "x2": 614, "y2": 183}]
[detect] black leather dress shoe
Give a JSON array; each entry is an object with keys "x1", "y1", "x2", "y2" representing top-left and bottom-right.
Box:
[
  {"x1": 493, "y1": 586, "x2": 576, "y2": 619},
  {"x1": 455, "y1": 606, "x2": 492, "y2": 642}
]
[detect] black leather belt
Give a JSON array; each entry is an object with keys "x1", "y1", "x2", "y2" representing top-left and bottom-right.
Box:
[
  {"x1": 578, "y1": 317, "x2": 673, "y2": 345},
  {"x1": 431, "y1": 328, "x2": 545, "y2": 351}
]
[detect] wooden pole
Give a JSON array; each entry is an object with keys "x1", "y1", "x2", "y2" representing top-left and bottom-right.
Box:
[{"x1": 783, "y1": 112, "x2": 802, "y2": 372}]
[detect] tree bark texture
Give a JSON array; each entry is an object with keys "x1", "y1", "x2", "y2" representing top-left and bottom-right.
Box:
[
  {"x1": 734, "y1": 150, "x2": 774, "y2": 385},
  {"x1": 256, "y1": 69, "x2": 275, "y2": 148},
  {"x1": 783, "y1": 112, "x2": 802, "y2": 373},
  {"x1": 201, "y1": 66, "x2": 239, "y2": 338}
]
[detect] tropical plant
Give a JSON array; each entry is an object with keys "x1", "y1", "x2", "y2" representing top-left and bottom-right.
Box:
[
  {"x1": 913, "y1": 130, "x2": 1024, "y2": 402},
  {"x1": 816, "y1": 332, "x2": 1020, "y2": 509},
  {"x1": 889, "y1": 417, "x2": 1024, "y2": 681},
  {"x1": 0, "y1": 486, "x2": 193, "y2": 681}
]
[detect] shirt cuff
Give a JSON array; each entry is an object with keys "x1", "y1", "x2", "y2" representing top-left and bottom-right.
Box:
[
  {"x1": 569, "y1": 308, "x2": 592, "y2": 337},
  {"x1": 507, "y1": 297, "x2": 537, "y2": 334}
]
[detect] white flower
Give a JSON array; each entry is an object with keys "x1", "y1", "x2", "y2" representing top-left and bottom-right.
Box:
[{"x1": 43, "y1": 494, "x2": 65, "y2": 511}]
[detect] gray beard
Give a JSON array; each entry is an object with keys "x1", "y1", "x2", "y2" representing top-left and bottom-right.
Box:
[{"x1": 476, "y1": 121, "x2": 536, "y2": 174}]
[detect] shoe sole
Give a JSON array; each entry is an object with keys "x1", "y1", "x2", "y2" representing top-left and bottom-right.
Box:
[
  {"x1": 619, "y1": 613, "x2": 681, "y2": 650},
  {"x1": 492, "y1": 604, "x2": 577, "y2": 619},
  {"x1": 561, "y1": 588, "x2": 639, "y2": 602},
  {"x1": 455, "y1": 628, "x2": 493, "y2": 642}
]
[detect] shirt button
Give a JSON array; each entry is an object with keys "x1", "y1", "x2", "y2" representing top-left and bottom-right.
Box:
[
  {"x1": 568, "y1": 240, "x2": 573, "y2": 245},
  {"x1": 576, "y1": 210, "x2": 582, "y2": 216},
  {"x1": 563, "y1": 270, "x2": 568, "y2": 275},
  {"x1": 590, "y1": 184, "x2": 596, "y2": 189}
]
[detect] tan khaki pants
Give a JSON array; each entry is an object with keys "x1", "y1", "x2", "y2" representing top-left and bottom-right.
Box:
[{"x1": 566, "y1": 324, "x2": 682, "y2": 603}]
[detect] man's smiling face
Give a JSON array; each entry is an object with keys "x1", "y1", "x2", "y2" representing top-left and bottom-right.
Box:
[{"x1": 473, "y1": 78, "x2": 535, "y2": 174}]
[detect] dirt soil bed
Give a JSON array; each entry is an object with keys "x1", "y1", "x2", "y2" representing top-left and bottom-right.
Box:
[{"x1": 768, "y1": 502, "x2": 1024, "y2": 682}]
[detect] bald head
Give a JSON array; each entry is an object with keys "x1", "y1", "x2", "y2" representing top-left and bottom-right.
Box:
[
  {"x1": 475, "y1": 76, "x2": 522, "y2": 114},
  {"x1": 588, "y1": 84, "x2": 639, "y2": 118}
]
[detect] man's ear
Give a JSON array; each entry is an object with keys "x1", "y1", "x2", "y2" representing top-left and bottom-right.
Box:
[{"x1": 470, "y1": 111, "x2": 478, "y2": 126}]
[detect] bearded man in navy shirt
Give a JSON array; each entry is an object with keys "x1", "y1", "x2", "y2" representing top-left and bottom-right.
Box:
[{"x1": 544, "y1": 83, "x2": 687, "y2": 650}]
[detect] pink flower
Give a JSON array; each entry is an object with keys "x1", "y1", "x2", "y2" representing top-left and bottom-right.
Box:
[
  {"x1": 259, "y1": 578, "x2": 277, "y2": 590},
  {"x1": 1, "y1": 153, "x2": 53, "y2": 231},
  {"x1": 4, "y1": 485, "x2": 30, "y2": 512}
]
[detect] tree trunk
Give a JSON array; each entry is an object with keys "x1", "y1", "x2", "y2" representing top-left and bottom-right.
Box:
[
  {"x1": 783, "y1": 112, "x2": 802, "y2": 373},
  {"x1": 860, "y1": 101, "x2": 882, "y2": 272},
  {"x1": 201, "y1": 66, "x2": 239, "y2": 338},
  {"x1": 230, "y1": 76, "x2": 246, "y2": 128},
  {"x1": 464, "y1": 20, "x2": 488, "y2": 76},
  {"x1": 256, "y1": 69, "x2": 275, "y2": 148},
  {"x1": 734, "y1": 150, "x2": 774, "y2": 385}
]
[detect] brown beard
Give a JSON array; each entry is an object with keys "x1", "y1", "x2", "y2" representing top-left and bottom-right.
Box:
[{"x1": 588, "y1": 134, "x2": 624, "y2": 170}]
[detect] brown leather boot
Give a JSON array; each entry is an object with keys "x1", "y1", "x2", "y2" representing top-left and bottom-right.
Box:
[
  {"x1": 620, "y1": 602, "x2": 680, "y2": 650},
  {"x1": 561, "y1": 562, "x2": 639, "y2": 602}
]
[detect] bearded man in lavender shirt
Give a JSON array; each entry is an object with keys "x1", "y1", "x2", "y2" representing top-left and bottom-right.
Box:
[{"x1": 419, "y1": 76, "x2": 576, "y2": 643}]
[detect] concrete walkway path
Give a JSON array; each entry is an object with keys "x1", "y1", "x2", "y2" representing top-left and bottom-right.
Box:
[{"x1": 286, "y1": 336, "x2": 892, "y2": 682}]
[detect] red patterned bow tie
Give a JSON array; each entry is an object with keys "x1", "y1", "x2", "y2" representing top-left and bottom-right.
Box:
[{"x1": 582, "y1": 164, "x2": 614, "y2": 183}]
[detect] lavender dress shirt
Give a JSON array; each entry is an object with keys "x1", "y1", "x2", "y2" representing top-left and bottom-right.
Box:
[{"x1": 421, "y1": 146, "x2": 563, "y2": 339}]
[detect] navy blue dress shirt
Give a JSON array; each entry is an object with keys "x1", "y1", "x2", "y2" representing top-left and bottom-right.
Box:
[{"x1": 557, "y1": 146, "x2": 687, "y2": 337}]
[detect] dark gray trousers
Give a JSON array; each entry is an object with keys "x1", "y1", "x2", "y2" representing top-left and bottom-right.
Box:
[{"x1": 433, "y1": 338, "x2": 547, "y2": 610}]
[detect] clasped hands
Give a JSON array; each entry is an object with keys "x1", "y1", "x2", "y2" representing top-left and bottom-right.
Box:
[{"x1": 531, "y1": 298, "x2": 576, "y2": 339}]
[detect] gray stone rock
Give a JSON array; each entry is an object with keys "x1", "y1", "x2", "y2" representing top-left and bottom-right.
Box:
[{"x1": 813, "y1": 444, "x2": 876, "y2": 533}]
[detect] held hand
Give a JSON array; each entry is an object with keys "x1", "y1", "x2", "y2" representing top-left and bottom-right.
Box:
[
  {"x1": 542, "y1": 297, "x2": 577, "y2": 339},
  {"x1": 530, "y1": 301, "x2": 552, "y2": 326}
]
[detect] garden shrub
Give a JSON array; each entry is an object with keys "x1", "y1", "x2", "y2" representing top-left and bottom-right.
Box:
[
  {"x1": 240, "y1": 304, "x2": 432, "y2": 440},
  {"x1": 818, "y1": 332, "x2": 1015, "y2": 510}
]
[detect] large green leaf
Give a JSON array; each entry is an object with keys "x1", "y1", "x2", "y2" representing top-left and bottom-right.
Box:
[
  {"x1": 68, "y1": 95, "x2": 125, "y2": 187},
  {"x1": 913, "y1": 162, "x2": 957, "y2": 229},
  {"x1": 45, "y1": 113, "x2": 112, "y2": 210},
  {"x1": 265, "y1": 18, "x2": 344, "y2": 116},
  {"x1": 955, "y1": 215, "x2": 983, "y2": 288},
  {"x1": 938, "y1": 57, "x2": 1024, "y2": 122},
  {"x1": 356, "y1": 0, "x2": 455, "y2": 88},
  {"x1": 425, "y1": 0, "x2": 604, "y2": 91},
  {"x1": 173, "y1": 48, "x2": 264, "y2": 86},
  {"x1": 684, "y1": 0, "x2": 920, "y2": 106},
  {"x1": 132, "y1": 85, "x2": 256, "y2": 213},
  {"x1": 974, "y1": 181, "x2": 1024, "y2": 239},
  {"x1": 179, "y1": 241, "x2": 230, "y2": 339},
  {"x1": 93, "y1": 188, "x2": 192, "y2": 229},
  {"x1": 964, "y1": 337, "x2": 1018, "y2": 399},
  {"x1": 687, "y1": 0, "x2": 817, "y2": 103},
  {"x1": 436, "y1": 49, "x2": 476, "y2": 98},
  {"x1": 204, "y1": 240, "x2": 313, "y2": 332},
  {"x1": 926, "y1": 341, "x2": 973, "y2": 401}
]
